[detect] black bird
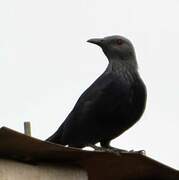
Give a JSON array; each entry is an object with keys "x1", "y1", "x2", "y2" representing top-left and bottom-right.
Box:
[{"x1": 47, "y1": 35, "x2": 147, "y2": 151}]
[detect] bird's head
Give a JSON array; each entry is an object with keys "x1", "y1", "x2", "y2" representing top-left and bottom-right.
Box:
[{"x1": 87, "y1": 35, "x2": 136, "y2": 62}]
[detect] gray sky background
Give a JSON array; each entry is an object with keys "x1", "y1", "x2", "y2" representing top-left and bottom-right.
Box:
[{"x1": 0, "y1": 0, "x2": 179, "y2": 168}]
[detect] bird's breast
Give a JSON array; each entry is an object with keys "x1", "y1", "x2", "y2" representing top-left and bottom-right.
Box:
[{"x1": 110, "y1": 71, "x2": 147, "y2": 126}]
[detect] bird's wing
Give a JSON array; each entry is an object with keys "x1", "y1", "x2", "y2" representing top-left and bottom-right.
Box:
[
  {"x1": 66, "y1": 72, "x2": 130, "y2": 124},
  {"x1": 57, "y1": 72, "x2": 132, "y2": 146}
]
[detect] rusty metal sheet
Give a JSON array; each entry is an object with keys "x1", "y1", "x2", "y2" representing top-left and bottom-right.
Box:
[{"x1": 0, "y1": 127, "x2": 179, "y2": 180}]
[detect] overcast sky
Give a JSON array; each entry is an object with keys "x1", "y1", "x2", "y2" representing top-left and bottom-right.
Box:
[{"x1": 0, "y1": 0, "x2": 179, "y2": 169}]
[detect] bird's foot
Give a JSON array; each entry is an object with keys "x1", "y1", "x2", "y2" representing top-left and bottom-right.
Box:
[
  {"x1": 88, "y1": 144, "x2": 146, "y2": 156},
  {"x1": 128, "y1": 149, "x2": 146, "y2": 155},
  {"x1": 88, "y1": 144, "x2": 127, "y2": 155},
  {"x1": 106, "y1": 146, "x2": 146, "y2": 155},
  {"x1": 87, "y1": 144, "x2": 104, "y2": 151},
  {"x1": 102, "y1": 147, "x2": 127, "y2": 156}
]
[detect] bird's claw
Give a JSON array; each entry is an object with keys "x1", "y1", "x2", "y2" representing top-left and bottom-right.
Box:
[
  {"x1": 88, "y1": 145, "x2": 127, "y2": 156},
  {"x1": 87, "y1": 144, "x2": 146, "y2": 156},
  {"x1": 95, "y1": 148, "x2": 126, "y2": 156},
  {"x1": 128, "y1": 149, "x2": 146, "y2": 155},
  {"x1": 124, "y1": 149, "x2": 146, "y2": 156}
]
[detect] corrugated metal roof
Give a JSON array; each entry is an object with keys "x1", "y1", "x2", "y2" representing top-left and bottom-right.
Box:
[{"x1": 0, "y1": 127, "x2": 178, "y2": 180}]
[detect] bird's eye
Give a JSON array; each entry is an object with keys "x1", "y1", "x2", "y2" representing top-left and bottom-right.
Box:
[{"x1": 116, "y1": 39, "x2": 123, "y2": 46}]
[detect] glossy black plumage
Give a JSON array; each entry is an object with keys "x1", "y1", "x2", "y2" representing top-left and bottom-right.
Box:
[{"x1": 47, "y1": 35, "x2": 147, "y2": 148}]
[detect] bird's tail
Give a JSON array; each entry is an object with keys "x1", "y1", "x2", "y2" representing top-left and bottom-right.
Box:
[{"x1": 46, "y1": 123, "x2": 65, "y2": 145}]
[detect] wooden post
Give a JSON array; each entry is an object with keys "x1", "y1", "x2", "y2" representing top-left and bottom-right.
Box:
[{"x1": 24, "y1": 122, "x2": 31, "y2": 136}]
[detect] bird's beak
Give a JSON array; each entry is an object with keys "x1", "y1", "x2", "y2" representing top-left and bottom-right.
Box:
[{"x1": 87, "y1": 38, "x2": 103, "y2": 47}]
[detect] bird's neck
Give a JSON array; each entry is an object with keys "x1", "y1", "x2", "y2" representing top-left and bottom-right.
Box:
[{"x1": 106, "y1": 58, "x2": 138, "y2": 74}]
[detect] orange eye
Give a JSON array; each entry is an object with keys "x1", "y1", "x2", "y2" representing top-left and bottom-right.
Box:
[{"x1": 117, "y1": 39, "x2": 123, "y2": 45}]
